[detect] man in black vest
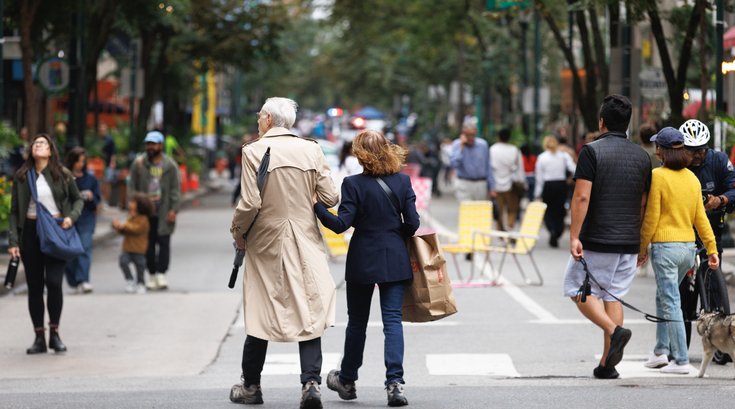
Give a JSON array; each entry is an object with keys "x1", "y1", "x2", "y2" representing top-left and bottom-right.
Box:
[{"x1": 563, "y1": 95, "x2": 652, "y2": 379}]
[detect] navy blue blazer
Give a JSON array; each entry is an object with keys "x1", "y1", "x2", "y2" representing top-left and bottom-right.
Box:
[{"x1": 314, "y1": 172, "x2": 420, "y2": 285}]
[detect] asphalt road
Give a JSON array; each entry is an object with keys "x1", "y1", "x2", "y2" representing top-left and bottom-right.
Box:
[{"x1": 2, "y1": 188, "x2": 735, "y2": 408}]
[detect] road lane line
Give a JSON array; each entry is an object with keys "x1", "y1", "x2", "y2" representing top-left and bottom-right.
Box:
[{"x1": 426, "y1": 211, "x2": 562, "y2": 323}]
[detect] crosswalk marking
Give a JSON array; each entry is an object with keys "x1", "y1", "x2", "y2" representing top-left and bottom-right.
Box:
[
  {"x1": 426, "y1": 354, "x2": 520, "y2": 378},
  {"x1": 261, "y1": 353, "x2": 341, "y2": 375}
]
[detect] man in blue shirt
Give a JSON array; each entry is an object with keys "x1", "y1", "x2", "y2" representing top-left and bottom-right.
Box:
[{"x1": 449, "y1": 125, "x2": 495, "y2": 201}]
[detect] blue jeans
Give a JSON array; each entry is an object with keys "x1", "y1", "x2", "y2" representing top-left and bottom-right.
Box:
[
  {"x1": 651, "y1": 242, "x2": 696, "y2": 365},
  {"x1": 64, "y1": 214, "x2": 96, "y2": 287},
  {"x1": 341, "y1": 280, "x2": 406, "y2": 386}
]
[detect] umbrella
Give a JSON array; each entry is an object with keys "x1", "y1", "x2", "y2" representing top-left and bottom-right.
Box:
[
  {"x1": 682, "y1": 100, "x2": 713, "y2": 119},
  {"x1": 725, "y1": 26, "x2": 735, "y2": 50},
  {"x1": 354, "y1": 106, "x2": 386, "y2": 119},
  {"x1": 228, "y1": 147, "x2": 270, "y2": 289}
]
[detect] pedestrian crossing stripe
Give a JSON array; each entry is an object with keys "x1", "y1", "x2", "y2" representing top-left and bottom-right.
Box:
[
  {"x1": 426, "y1": 354, "x2": 520, "y2": 378},
  {"x1": 233, "y1": 320, "x2": 459, "y2": 329},
  {"x1": 261, "y1": 353, "x2": 342, "y2": 375}
]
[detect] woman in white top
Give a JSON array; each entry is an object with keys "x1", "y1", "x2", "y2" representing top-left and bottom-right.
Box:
[
  {"x1": 339, "y1": 141, "x2": 364, "y2": 176},
  {"x1": 9, "y1": 134, "x2": 83, "y2": 355},
  {"x1": 534, "y1": 136, "x2": 576, "y2": 247}
]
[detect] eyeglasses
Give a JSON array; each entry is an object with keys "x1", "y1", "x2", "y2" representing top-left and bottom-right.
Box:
[{"x1": 33, "y1": 140, "x2": 49, "y2": 146}]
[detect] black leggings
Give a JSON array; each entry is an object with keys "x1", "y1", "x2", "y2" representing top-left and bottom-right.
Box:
[{"x1": 21, "y1": 219, "x2": 66, "y2": 328}]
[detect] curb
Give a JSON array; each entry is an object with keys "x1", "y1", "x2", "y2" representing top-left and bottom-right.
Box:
[{"x1": 0, "y1": 189, "x2": 209, "y2": 297}]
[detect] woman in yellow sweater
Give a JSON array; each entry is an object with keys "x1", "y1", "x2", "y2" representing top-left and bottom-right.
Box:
[{"x1": 638, "y1": 127, "x2": 719, "y2": 375}]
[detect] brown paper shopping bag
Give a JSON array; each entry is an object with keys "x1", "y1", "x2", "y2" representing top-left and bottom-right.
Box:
[{"x1": 402, "y1": 233, "x2": 458, "y2": 322}]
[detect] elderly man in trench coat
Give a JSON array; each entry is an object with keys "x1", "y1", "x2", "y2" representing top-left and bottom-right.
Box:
[{"x1": 229, "y1": 97, "x2": 339, "y2": 409}]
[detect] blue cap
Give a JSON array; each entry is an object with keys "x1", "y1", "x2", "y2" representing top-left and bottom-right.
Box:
[
  {"x1": 650, "y1": 127, "x2": 684, "y2": 149},
  {"x1": 144, "y1": 131, "x2": 164, "y2": 144}
]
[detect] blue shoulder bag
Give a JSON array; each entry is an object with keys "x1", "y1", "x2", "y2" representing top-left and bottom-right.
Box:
[{"x1": 28, "y1": 169, "x2": 84, "y2": 261}]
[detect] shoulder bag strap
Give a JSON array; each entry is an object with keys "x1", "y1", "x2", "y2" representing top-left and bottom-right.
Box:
[{"x1": 376, "y1": 177, "x2": 402, "y2": 221}]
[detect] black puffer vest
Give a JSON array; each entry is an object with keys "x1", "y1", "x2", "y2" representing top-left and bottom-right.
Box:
[{"x1": 580, "y1": 131, "x2": 652, "y2": 248}]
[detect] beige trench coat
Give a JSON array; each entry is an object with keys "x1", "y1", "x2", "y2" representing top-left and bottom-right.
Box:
[{"x1": 231, "y1": 127, "x2": 339, "y2": 342}]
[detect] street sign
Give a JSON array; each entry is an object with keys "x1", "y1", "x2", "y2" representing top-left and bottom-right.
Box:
[
  {"x1": 639, "y1": 68, "x2": 668, "y2": 99},
  {"x1": 36, "y1": 57, "x2": 69, "y2": 95}
]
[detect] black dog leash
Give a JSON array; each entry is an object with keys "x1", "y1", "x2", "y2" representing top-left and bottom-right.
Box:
[{"x1": 577, "y1": 257, "x2": 678, "y2": 323}]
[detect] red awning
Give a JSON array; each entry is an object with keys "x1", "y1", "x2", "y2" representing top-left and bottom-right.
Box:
[{"x1": 725, "y1": 26, "x2": 735, "y2": 50}]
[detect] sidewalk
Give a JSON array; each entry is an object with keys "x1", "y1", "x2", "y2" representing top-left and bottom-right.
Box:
[{"x1": 0, "y1": 189, "x2": 207, "y2": 296}]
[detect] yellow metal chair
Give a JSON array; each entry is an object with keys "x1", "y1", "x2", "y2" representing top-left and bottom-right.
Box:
[
  {"x1": 441, "y1": 201, "x2": 494, "y2": 283},
  {"x1": 474, "y1": 201, "x2": 547, "y2": 286},
  {"x1": 318, "y1": 208, "x2": 350, "y2": 288}
]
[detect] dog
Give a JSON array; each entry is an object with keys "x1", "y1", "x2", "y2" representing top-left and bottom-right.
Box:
[{"x1": 696, "y1": 311, "x2": 735, "y2": 378}]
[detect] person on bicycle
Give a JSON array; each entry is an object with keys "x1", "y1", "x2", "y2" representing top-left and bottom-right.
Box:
[{"x1": 680, "y1": 119, "x2": 735, "y2": 359}]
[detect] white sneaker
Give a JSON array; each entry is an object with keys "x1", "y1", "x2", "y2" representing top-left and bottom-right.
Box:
[
  {"x1": 124, "y1": 281, "x2": 136, "y2": 294},
  {"x1": 660, "y1": 361, "x2": 690, "y2": 374},
  {"x1": 135, "y1": 283, "x2": 147, "y2": 295},
  {"x1": 155, "y1": 274, "x2": 168, "y2": 290},
  {"x1": 644, "y1": 354, "x2": 669, "y2": 369},
  {"x1": 146, "y1": 276, "x2": 160, "y2": 290},
  {"x1": 81, "y1": 282, "x2": 94, "y2": 293}
]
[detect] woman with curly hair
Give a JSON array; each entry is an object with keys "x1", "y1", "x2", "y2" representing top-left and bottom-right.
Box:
[{"x1": 314, "y1": 129, "x2": 419, "y2": 407}]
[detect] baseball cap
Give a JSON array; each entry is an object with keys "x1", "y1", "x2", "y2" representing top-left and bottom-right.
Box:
[
  {"x1": 144, "y1": 131, "x2": 164, "y2": 144},
  {"x1": 650, "y1": 127, "x2": 684, "y2": 149}
]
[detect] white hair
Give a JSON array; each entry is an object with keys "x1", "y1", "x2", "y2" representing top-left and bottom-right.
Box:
[{"x1": 261, "y1": 97, "x2": 298, "y2": 129}]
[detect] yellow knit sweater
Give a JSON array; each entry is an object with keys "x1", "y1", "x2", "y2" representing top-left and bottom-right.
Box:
[{"x1": 640, "y1": 167, "x2": 717, "y2": 255}]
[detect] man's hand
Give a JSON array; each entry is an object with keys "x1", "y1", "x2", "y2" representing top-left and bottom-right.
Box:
[
  {"x1": 312, "y1": 191, "x2": 318, "y2": 205},
  {"x1": 235, "y1": 236, "x2": 247, "y2": 250},
  {"x1": 488, "y1": 190, "x2": 497, "y2": 199},
  {"x1": 570, "y1": 238, "x2": 584, "y2": 260},
  {"x1": 8, "y1": 247, "x2": 20, "y2": 259},
  {"x1": 708, "y1": 253, "x2": 720, "y2": 270},
  {"x1": 111, "y1": 218, "x2": 120, "y2": 230},
  {"x1": 166, "y1": 210, "x2": 177, "y2": 223},
  {"x1": 704, "y1": 194, "x2": 721, "y2": 211},
  {"x1": 637, "y1": 252, "x2": 649, "y2": 267},
  {"x1": 459, "y1": 133, "x2": 468, "y2": 147},
  {"x1": 61, "y1": 217, "x2": 73, "y2": 229}
]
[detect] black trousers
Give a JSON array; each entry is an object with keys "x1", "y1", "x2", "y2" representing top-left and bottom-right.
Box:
[
  {"x1": 541, "y1": 180, "x2": 568, "y2": 240},
  {"x1": 21, "y1": 219, "x2": 66, "y2": 328},
  {"x1": 241, "y1": 335, "x2": 322, "y2": 386},
  {"x1": 146, "y1": 216, "x2": 171, "y2": 275}
]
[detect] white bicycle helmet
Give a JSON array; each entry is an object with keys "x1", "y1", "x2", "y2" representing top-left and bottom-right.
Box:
[{"x1": 679, "y1": 119, "x2": 710, "y2": 147}]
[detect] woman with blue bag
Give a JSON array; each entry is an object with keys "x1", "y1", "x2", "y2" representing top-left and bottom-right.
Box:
[
  {"x1": 9, "y1": 134, "x2": 83, "y2": 354},
  {"x1": 64, "y1": 147, "x2": 101, "y2": 294}
]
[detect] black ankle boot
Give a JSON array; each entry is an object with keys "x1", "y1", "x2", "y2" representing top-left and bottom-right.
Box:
[
  {"x1": 48, "y1": 327, "x2": 67, "y2": 353},
  {"x1": 26, "y1": 328, "x2": 47, "y2": 354}
]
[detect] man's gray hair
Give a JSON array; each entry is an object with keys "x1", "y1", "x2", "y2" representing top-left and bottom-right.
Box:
[{"x1": 261, "y1": 97, "x2": 298, "y2": 129}]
